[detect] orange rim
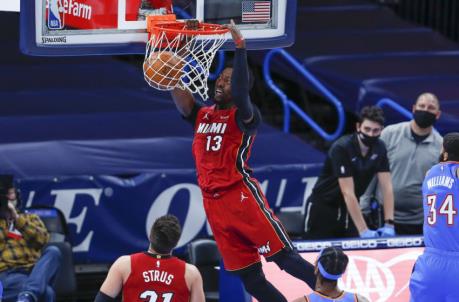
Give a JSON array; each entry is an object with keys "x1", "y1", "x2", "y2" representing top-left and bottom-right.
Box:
[{"x1": 150, "y1": 21, "x2": 230, "y2": 36}]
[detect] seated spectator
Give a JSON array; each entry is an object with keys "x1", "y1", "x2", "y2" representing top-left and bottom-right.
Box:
[
  {"x1": 304, "y1": 106, "x2": 395, "y2": 239},
  {"x1": 361, "y1": 93, "x2": 442, "y2": 235},
  {"x1": 292, "y1": 247, "x2": 369, "y2": 302},
  {"x1": 0, "y1": 178, "x2": 61, "y2": 302}
]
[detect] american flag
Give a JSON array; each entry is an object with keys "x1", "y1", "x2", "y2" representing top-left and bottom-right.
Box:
[{"x1": 241, "y1": 1, "x2": 271, "y2": 23}]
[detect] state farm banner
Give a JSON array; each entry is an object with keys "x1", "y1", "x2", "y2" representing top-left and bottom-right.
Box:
[
  {"x1": 17, "y1": 167, "x2": 319, "y2": 263},
  {"x1": 46, "y1": 0, "x2": 143, "y2": 29},
  {"x1": 260, "y1": 247, "x2": 423, "y2": 302}
]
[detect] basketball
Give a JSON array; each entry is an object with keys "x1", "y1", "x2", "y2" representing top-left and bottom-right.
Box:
[{"x1": 143, "y1": 51, "x2": 184, "y2": 90}]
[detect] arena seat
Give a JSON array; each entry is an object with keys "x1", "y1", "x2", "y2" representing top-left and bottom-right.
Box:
[
  {"x1": 359, "y1": 76, "x2": 459, "y2": 133},
  {"x1": 275, "y1": 210, "x2": 305, "y2": 240},
  {"x1": 255, "y1": 1, "x2": 459, "y2": 134},
  {"x1": 187, "y1": 239, "x2": 221, "y2": 302},
  {"x1": 25, "y1": 206, "x2": 78, "y2": 301}
]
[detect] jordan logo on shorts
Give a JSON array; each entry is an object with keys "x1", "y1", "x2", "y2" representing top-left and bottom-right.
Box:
[{"x1": 241, "y1": 192, "x2": 248, "y2": 202}]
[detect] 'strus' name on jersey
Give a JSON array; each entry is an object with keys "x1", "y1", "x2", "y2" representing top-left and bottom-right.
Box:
[{"x1": 142, "y1": 269, "x2": 174, "y2": 285}]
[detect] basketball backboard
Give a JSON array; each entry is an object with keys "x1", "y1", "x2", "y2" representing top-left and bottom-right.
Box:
[{"x1": 20, "y1": 0, "x2": 297, "y2": 56}]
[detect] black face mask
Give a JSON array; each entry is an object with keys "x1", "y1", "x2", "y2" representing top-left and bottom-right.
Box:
[
  {"x1": 414, "y1": 110, "x2": 437, "y2": 129},
  {"x1": 358, "y1": 132, "x2": 379, "y2": 147}
]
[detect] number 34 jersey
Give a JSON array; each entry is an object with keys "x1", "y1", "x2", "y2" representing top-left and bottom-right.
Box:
[
  {"x1": 192, "y1": 105, "x2": 260, "y2": 194},
  {"x1": 123, "y1": 252, "x2": 190, "y2": 302},
  {"x1": 422, "y1": 161, "x2": 459, "y2": 251}
]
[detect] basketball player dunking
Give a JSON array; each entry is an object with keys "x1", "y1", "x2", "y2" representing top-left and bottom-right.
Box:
[
  {"x1": 409, "y1": 132, "x2": 459, "y2": 302},
  {"x1": 170, "y1": 21, "x2": 315, "y2": 302},
  {"x1": 94, "y1": 215, "x2": 205, "y2": 302}
]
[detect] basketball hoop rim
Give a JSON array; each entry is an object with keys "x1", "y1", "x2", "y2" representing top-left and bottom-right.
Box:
[{"x1": 150, "y1": 21, "x2": 230, "y2": 36}]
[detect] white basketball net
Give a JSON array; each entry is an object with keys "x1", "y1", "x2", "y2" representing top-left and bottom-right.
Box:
[{"x1": 144, "y1": 28, "x2": 228, "y2": 100}]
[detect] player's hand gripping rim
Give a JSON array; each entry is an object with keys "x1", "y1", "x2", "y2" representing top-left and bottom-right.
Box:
[{"x1": 222, "y1": 19, "x2": 245, "y2": 49}]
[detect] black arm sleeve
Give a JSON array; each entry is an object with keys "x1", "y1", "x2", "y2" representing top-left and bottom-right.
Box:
[
  {"x1": 94, "y1": 291, "x2": 116, "y2": 302},
  {"x1": 236, "y1": 104, "x2": 262, "y2": 135},
  {"x1": 231, "y1": 48, "x2": 253, "y2": 122}
]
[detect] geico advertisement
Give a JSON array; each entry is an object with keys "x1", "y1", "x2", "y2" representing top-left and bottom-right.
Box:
[
  {"x1": 17, "y1": 170, "x2": 319, "y2": 263},
  {"x1": 259, "y1": 248, "x2": 423, "y2": 302}
]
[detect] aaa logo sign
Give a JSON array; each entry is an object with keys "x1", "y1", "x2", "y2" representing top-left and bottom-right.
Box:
[{"x1": 259, "y1": 248, "x2": 423, "y2": 302}]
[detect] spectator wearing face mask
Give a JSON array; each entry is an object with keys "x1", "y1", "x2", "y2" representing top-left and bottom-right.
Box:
[
  {"x1": 304, "y1": 106, "x2": 395, "y2": 239},
  {"x1": 361, "y1": 93, "x2": 442, "y2": 235}
]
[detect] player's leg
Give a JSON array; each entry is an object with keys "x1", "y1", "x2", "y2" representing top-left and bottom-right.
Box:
[
  {"x1": 202, "y1": 192, "x2": 287, "y2": 302},
  {"x1": 237, "y1": 180, "x2": 316, "y2": 288},
  {"x1": 409, "y1": 252, "x2": 450, "y2": 302},
  {"x1": 268, "y1": 249, "x2": 316, "y2": 289},
  {"x1": 233, "y1": 263, "x2": 287, "y2": 302}
]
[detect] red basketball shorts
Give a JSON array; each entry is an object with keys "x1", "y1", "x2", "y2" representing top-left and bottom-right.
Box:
[{"x1": 202, "y1": 179, "x2": 293, "y2": 271}]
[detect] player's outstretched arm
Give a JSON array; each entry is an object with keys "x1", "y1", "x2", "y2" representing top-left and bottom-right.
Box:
[
  {"x1": 291, "y1": 297, "x2": 306, "y2": 302},
  {"x1": 185, "y1": 263, "x2": 205, "y2": 302},
  {"x1": 224, "y1": 20, "x2": 254, "y2": 124},
  {"x1": 95, "y1": 256, "x2": 130, "y2": 302},
  {"x1": 171, "y1": 87, "x2": 196, "y2": 118}
]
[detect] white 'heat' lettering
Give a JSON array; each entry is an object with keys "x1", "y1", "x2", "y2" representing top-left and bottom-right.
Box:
[{"x1": 196, "y1": 123, "x2": 227, "y2": 134}]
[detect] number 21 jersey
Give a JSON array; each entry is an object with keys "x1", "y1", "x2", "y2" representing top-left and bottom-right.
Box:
[{"x1": 123, "y1": 252, "x2": 190, "y2": 302}]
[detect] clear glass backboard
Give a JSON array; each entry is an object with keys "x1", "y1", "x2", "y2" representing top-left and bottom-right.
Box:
[{"x1": 20, "y1": 0, "x2": 297, "y2": 56}]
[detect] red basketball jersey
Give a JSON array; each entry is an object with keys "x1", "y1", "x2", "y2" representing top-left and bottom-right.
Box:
[
  {"x1": 123, "y1": 252, "x2": 190, "y2": 302},
  {"x1": 192, "y1": 105, "x2": 255, "y2": 193}
]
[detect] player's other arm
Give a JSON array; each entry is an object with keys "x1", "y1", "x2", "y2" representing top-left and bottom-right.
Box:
[
  {"x1": 95, "y1": 256, "x2": 131, "y2": 302},
  {"x1": 338, "y1": 177, "x2": 370, "y2": 235},
  {"x1": 185, "y1": 263, "x2": 205, "y2": 302},
  {"x1": 171, "y1": 88, "x2": 196, "y2": 118}
]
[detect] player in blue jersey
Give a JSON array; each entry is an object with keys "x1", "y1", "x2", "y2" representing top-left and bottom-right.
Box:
[
  {"x1": 292, "y1": 247, "x2": 369, "y2": 302},
  {"x1": 409, "y1": 132, "x2": 459, "y2": 302}
]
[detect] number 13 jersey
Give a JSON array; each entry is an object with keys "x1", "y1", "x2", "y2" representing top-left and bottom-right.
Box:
[{"x1": 192, "y1": 105, "x2": 260, "y2": 194}]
